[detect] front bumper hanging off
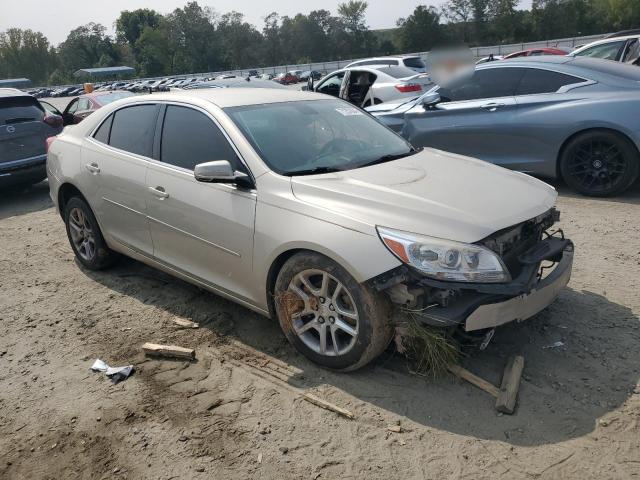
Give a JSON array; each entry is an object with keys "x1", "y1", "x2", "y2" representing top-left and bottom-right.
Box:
[{"x1": 376, "y1": 234, "x2": 574, "y2": 332}]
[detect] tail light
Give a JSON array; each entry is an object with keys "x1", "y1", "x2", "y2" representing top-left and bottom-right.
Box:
[
  {"x1": 395, "y1": 83, "x2": 423, "y2": 93},
  {"x1": 46, "y1": 136, "x2": 57, "y2": 153},
  {"x1": 44, "y1": 114, "x2": 63, "y2": 128}
]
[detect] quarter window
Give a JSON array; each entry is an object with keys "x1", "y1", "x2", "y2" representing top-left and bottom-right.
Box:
[
  {"x1": 438, "y1": 68, "x2": 525, "y2": 102},
  {"x1": 108, "y1": 104, "x2": 158, "y2": 158},
  {"x1": 93, "y1": 114, "x2": 113, "y2": 144},
  {"x1": 160, "y1": 105, "x2": 240, "y2": 171},
  {"x1": 515, "y1": 68, "x2": 583, "y2": 95}
]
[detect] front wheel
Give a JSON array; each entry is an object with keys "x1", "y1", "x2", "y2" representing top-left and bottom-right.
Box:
[
  {"x1": 274, "y1": 252, "x2": 394, "y2": 371},
  {"x1": 560, "y1": 130, "x2": 639, "y2": 197}
]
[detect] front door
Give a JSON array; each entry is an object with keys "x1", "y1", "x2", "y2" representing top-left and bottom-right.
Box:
[
  {"x1": 145, "y1": 104, "x2": 257, "y2": 302},
  {"x1": 403, "y1": 67, "x2": 525, "y2": 165}
]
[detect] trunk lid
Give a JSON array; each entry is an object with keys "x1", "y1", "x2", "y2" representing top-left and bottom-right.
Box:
[{"x1": 0, "y1": 95, "x2": 48, "y2": 164}]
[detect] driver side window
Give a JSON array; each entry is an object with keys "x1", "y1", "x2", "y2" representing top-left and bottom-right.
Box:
[
  {"x1": 317, "y1": 72, "x2": 345, "y2": 97},
  {"x1": 438, "y1": 68, "x2": 525, "y2": 102},
  {"x1": 67, "y1": 99, "x2": 79, "y2": 114}
]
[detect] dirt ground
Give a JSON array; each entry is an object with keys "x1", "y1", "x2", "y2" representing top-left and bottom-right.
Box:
[{"x1": 0, "y1": 179, "x2": 639, "y2": 480}]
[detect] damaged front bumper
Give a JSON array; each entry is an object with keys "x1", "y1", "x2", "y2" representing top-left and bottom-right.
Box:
[{"x1": 375, "y1": 231, "x2": 574, "y2": 332}]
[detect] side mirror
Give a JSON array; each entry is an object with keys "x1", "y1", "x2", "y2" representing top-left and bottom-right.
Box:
[
  {"x1": 194, "y1": 160, "x2": 252, "y2": 188},
  {"x1": 421, "y1": 92, "x2": 441, "y2": 108},
  {"x1": 307, "y1": 76, "x2": 315, "y2": 91}
]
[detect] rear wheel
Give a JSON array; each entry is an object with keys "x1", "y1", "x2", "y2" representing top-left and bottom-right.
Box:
[
  {"x1": 560, "y1": 130, "x2": 639, "y2": 197},
  {"x1": 64, "y1": 197, "x2": 118, "y2": 270},
  {"x1": 274, "y1": 252, "x2": 393, "y2": 371}
]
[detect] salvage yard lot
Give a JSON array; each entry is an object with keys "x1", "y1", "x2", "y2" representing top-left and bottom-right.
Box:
[{"x1": 0, "y1": 180, "x2": 639, "y2": 480}]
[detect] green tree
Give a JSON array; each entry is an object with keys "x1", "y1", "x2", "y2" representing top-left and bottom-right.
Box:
[
  {"x1": 217, "y1": 11, "x2": 263, "y2": 68},
  {"x1": 57, "y1": 23, "x2": 120, "y2": 73},
  {"x1": 116, "y1": 9, "x2": 163, "y2": 47},
  {"x1": 0, "y1": 28, "x2": 56, "y2": 84},
  {"x1": 396, "y1": 6, "x2": 444, "y2": 52}
]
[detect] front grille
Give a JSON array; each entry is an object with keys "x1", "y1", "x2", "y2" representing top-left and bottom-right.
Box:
[{"x1": 479, "y1": 209, "x2": 557, "y2": 278}]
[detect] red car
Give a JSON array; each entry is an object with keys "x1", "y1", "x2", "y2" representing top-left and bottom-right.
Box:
[
  {"x1": 504, "y1": 47, "x2": 568, "y2": 59},
  {"x1": 41, "y1": 90, "x2": 134, "y2": 126},
  {"x1": 274, "y1": 72, "x2": 300, "y2": 85}
]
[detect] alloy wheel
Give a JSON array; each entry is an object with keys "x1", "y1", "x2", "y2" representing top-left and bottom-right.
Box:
[
  {"x1": 287, "y1": 269, "x2": 359, "y2": 357},
  {"x1": 68, "y1": 207, "x2": 96, "y2": 261},
  {"x1": 566, "y1": 139, "x2": 628, "y2": 194}
]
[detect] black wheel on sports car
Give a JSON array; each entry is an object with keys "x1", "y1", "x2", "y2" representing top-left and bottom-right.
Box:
[
  {"x1": 560, "y1": 130, "x2": 639, "y2": 197},
  {"x1": 64, "y1": 196, "x2": 118, "y2": 270},
  {"x1": 274, "y1": 252, "x2": 394, "y2": 371}
]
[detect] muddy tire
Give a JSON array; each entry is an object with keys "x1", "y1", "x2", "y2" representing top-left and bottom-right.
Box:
[
  {"x1": 274, "y1": 251, "x2": 393, "y2": 371},
  {"x1": 64, "y1": 196, "x2": 118, "y2": 270},
  {"x1": 559, "y1": 130, "x2": 639, "y2": 197}
]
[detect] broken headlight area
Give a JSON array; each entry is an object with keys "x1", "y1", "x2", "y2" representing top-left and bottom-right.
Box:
[{"x1": 373, "y1": 208, "x2": 573, "y2": 331}]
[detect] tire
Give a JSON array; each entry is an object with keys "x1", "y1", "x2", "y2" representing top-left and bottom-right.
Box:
[
  {"x1": 274, "y1": 252, "x2": 394, "y2": 371},
  {"x1": 559, "y1": 130, "x2": 640, "y2": 197},
  {"x1": 63, "y1": 196, "x2": 118, "y2": 270}
]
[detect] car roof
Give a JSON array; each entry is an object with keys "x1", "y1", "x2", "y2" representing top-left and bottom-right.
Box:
[
  {"x1": 142, "y1": 88, "x2": 327, "y2": 108},
  {"x1": 573, "y1": 34, "x2": 640, "y2": 50},
  {"x1": 478, "y1": 55, "x2": 640, "y2": 82},
  {"x1": 0, "y1": 88, "x2": 32, "y2": 98}
]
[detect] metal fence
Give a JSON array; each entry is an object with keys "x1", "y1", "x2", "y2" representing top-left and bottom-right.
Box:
[{"x1": 41, "y1": 32, "x2": 607, "y2": 88}]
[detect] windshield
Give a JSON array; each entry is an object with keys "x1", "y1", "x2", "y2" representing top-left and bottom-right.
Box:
[{"x1": 225, "y1": 99, "x2": 414, "y2": 175}]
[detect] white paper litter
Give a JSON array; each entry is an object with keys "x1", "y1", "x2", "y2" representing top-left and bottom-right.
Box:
[
  {"x1": 90, "y1": 359, "x2": 134, "y2": 383},
  {"x1": 543, "y1": 341, "x2": 565, "y2": 349}
]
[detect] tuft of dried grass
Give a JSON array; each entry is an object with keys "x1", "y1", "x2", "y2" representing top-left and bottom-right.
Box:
[{"x1": 395, "y1": 312, "x2": 460, "y2": 378}]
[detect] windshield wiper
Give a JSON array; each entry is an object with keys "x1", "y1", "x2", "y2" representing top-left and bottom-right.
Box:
[
  {"x1": 287, "y1": 166, "x2": 343, "y2": 176},
  {"x1": 359, "y1": 147, "x2": 422, "y2": 169}
]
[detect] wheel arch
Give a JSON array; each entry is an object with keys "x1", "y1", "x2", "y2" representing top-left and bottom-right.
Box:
[
  {"x1": 57, "y1": 182, "x2": 88, "y2": 218},
  {"x1": 556, "y1": 127, "x2": 640, "y2": 180}
]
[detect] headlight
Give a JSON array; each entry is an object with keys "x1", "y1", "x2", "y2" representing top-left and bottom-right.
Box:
[{"x1": 377, "y1": 226, "x2": 511, "y2": 283}]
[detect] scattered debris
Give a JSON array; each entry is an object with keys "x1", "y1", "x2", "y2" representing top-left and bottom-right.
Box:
[
  {"x1": 447, "y1": 355, "x2": 525, "y2": 415},
  {"x1": 90, "y1": 359, "x2": 134, "y2": 384},
  {"x1": 543, "y1": 341, "x2": 565, "y2": 349},
  {"x1": 387, "y1": 425, "x2": 402, "y2": 433},
  {"x1": 172, "y1": 318, "x2": 199, "y2": 329},
  {"x1": 302, "y1": 393, "x2": 355, "y2": 420},
  {"x1": 142, "y1": 343, "x2": 195, "y2": 360},
  {"x1": 257, "y1": 452, "x2": 263, "y2": 464}
]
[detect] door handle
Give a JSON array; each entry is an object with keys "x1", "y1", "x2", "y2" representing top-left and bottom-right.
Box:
[
  {"x1": 148, "y1": 186, "x2": 169, "y2": 199},
  {"x1": 85, "y1": 162, "x2": 100, "y2": 174},
  {"x1": 480, "y1": 102, "x2": 505, "y2": 112}
]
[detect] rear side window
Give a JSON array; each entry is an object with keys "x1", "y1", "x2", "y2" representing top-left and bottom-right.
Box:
[
  {"x1": 403, "y1": 57, "x2": 426, "y2": 69},
  {"x1": 378, "y1": 66, "x2": 419, "y2": 78},
  {"x1": 160, "y1": 105, "x2": 240, "y2": 171},
  {"x1": 575, "y1": 40, "x2": 625, "y2": 60},
  {"x1": 0, "y1": 96, "x2": 43, "y2": 125},
  {"x1": 109, "y1": 105, "x2": 158, "y2": 157},
  {"x1": 516, "y1": 68, "x2": 584, "y2": 95},
  {"x1": 93, "y1": 114, "x2": 113, "y2": 144},
  {"x1": 439, "y1": 67, "x2": 525, "y2": 102}
]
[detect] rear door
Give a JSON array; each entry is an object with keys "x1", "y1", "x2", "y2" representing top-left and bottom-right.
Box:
[
  {"x1": 0, "y1": 95, "x2": 47, "y2": 168},
  {"x1": 402, "y1": 67, "x2": 525, "y2": 163},
  {"x1": 145, "y1": 104, "x2": 257, "y2": 301},
  {"x1": 82, "y1": 103, "x2": 159, "y2": 255}
]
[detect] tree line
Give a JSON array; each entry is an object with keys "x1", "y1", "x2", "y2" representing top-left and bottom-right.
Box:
[{"x1": 1, "y1": 0, "x2": 638, "y2": 86}]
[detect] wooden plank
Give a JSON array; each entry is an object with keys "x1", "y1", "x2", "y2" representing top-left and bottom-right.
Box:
[
  {"x1": 172, "y1": 318, "x2": 199, "y2": 329},
  {"x1": 495, "y1": 355, "x2": 524, "y2": 414},
  {"x1": 447, "y1": 364, "x2": 500, "y2": 398},
  {"x1": 302, "y1": 393, "x2": 355, "y2": 420},
  {"x1": 142, "y1": 342, "x2": 195, "y2": 360}
]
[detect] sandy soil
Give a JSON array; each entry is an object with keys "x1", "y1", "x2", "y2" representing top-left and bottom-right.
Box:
[{"x1": 0, "y1": 180, "x2": 639, "y2": 480}]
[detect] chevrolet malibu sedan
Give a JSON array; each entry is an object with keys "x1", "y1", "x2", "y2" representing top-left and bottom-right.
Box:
[{"x1": 47, "y1": 89, "x2": 573, "y2": 371}]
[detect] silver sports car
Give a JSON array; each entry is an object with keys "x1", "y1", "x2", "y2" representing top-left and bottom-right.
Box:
[{"x1": 368, "y1": 56, "x2": 640, "y2": 196}]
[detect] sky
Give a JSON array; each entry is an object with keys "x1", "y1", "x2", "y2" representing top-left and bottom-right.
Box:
[{"x1": 1, "y1": 0, "x2": 454, "y2": 46}]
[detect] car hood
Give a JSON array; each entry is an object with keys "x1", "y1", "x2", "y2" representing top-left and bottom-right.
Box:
[{"x1": 290, "y1": 148, "x2": 557, "y2": 243}]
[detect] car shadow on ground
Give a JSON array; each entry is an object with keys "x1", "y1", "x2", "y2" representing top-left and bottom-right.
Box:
[
  {"x1": 0, "y1": 180, "x2": 52, "y2": 220},
  {"x1": 81, "y1": 257, "x2": 639, "y2": 448},
  {"x1": 542, "y1": 177, "x2": 640, "y2": 205}
]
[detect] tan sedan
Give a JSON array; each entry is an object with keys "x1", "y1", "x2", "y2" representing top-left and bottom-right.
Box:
[{"x1": 46, "y1": 89, "x2": 573, "y2": 370}]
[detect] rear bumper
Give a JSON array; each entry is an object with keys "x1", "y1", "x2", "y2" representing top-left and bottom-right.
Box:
[{"x1": 0, "y1": 154, "x2": 47, "y2": 186}]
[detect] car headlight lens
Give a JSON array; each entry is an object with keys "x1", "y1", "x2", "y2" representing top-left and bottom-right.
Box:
[{"x1": 377, "y1": 226, "x2": 511, "y2": 283}]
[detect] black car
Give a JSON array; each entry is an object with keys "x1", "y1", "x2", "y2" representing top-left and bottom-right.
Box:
[
  {"x1": 0, "y1": 89, "x2": 63, "y2": 188},
  {"x1": 299, "y1": 70, "x2": 324, "y2": 81}
]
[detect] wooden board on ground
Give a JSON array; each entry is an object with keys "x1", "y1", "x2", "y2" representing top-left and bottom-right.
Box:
[{"x1": 142, "y1": 342, "x2": 195, "y2": 360}]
